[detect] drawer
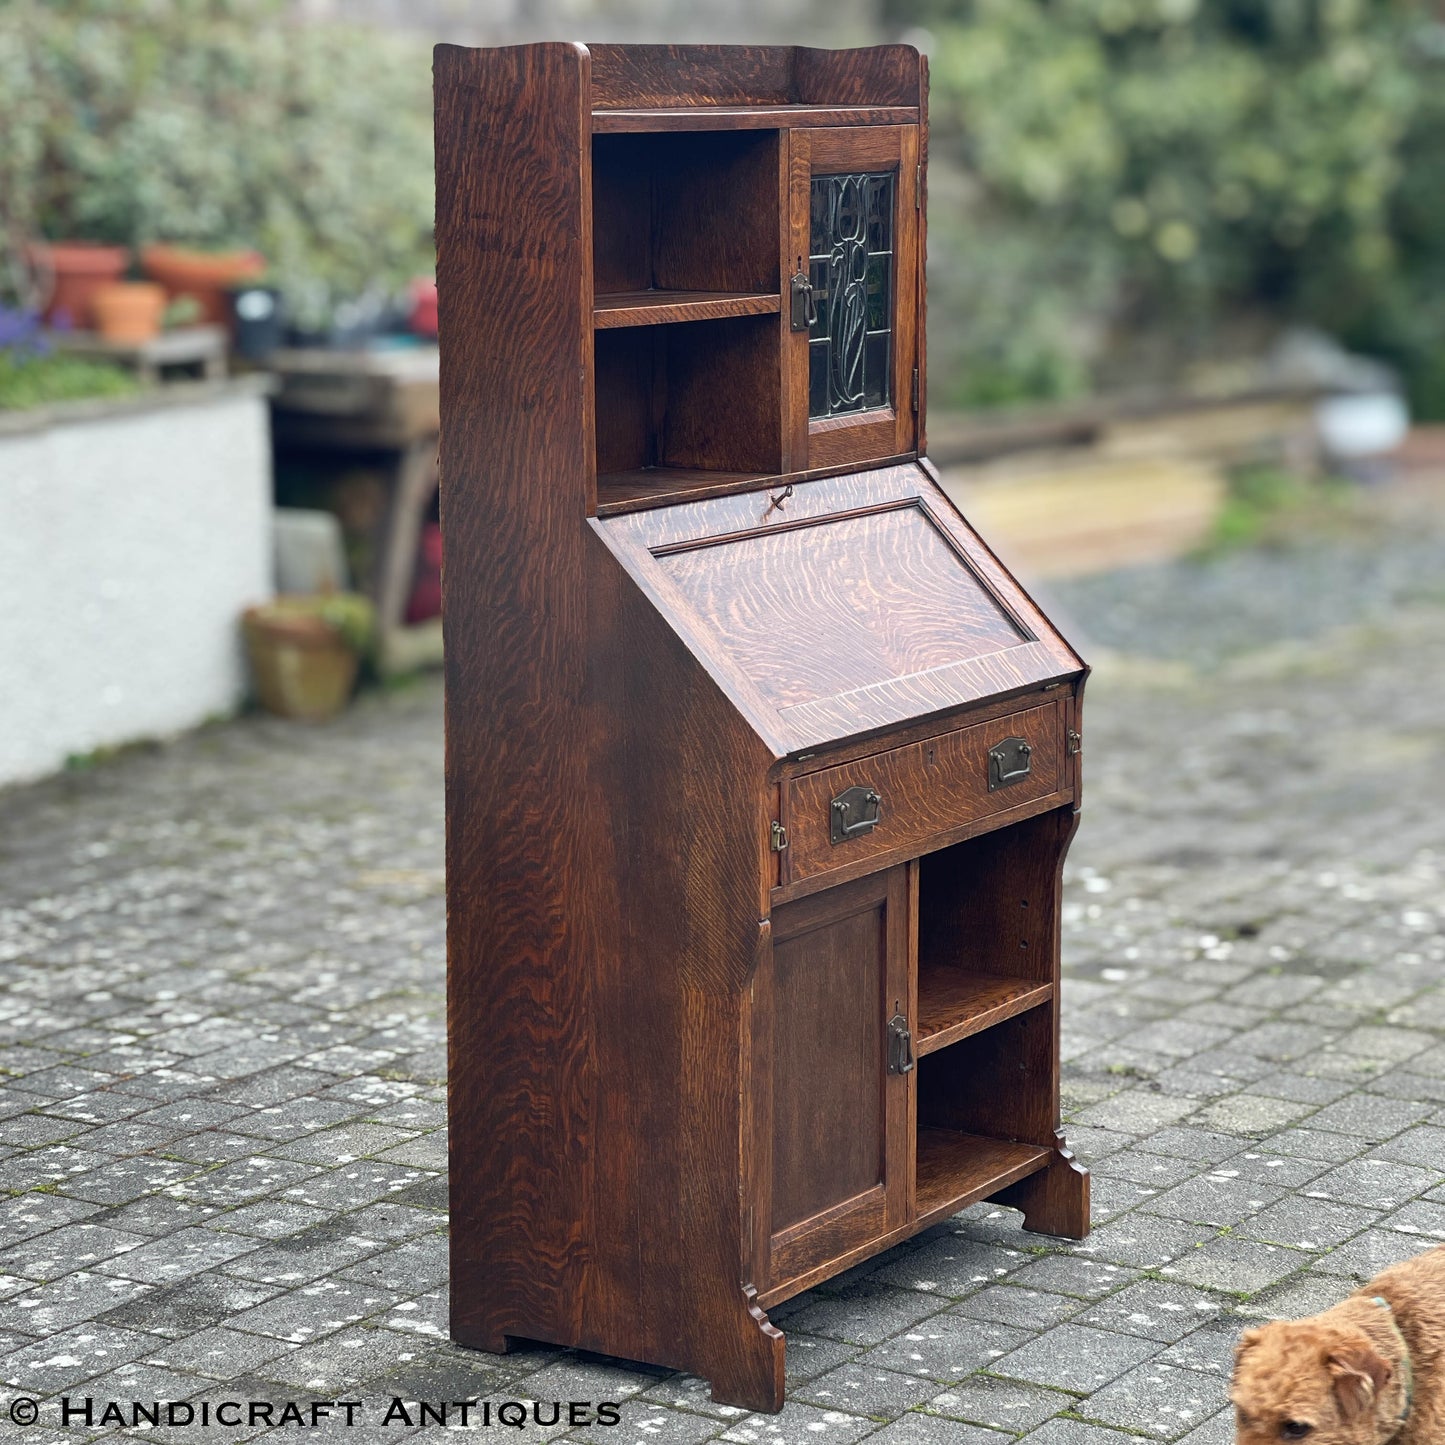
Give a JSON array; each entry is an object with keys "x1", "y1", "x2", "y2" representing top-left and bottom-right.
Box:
[{"x1": 785, "y1": 701, "x2": 1068, "y2": 883}]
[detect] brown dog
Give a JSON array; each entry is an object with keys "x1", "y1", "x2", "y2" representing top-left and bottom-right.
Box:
[{"x1": 1232, "y1": 1244, "x2": 1445, "y2": 1443}]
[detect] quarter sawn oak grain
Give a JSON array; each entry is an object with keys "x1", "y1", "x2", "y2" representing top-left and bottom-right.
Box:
[{"x1": 438, "y1": 40, "x2": 1089, "y2": 1417}]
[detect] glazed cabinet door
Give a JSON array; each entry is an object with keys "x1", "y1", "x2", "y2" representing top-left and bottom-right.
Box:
[
  {"x1": 756, "y1": 865, "x2": 913, "y2": 1294},
  {"x1": 786, "y1": 125, "x2": 920, "y2": 472}
]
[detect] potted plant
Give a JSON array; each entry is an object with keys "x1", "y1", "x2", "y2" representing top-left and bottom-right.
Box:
[
  {"x1": 241, "y1": 593, "x2": 374, "y2": 723},
  {"x1": 141, "y1": 244, "x2": 266, "y2": 328},
  {"x1": 90, "y1": 276, "x2": 166, "y2": 343},
  {"x1": 25, "y1": 241, "x2": 130, "y2": 329},
  {"x1": 5, "y1": 5, "x2": 435, "y2": 354}
]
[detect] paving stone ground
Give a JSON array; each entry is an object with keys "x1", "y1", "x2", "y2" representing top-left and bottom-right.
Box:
[{"x1": 2, "y1": 488, "x2": 1443, "y2": 1443}]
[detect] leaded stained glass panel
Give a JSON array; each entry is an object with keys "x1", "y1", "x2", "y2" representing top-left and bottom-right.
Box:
[{"x1": 808, "y1": 172, "x2": 894, "y2": 420}]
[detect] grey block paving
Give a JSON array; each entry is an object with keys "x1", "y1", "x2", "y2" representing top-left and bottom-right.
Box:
[{"x1": 2, "y1": 514, "x2": 1445, "y2": 1441}]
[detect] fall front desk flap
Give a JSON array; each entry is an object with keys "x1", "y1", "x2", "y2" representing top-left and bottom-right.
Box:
[{"x1": 597, "y1": 461, "x2": 1085, "y2": 758}]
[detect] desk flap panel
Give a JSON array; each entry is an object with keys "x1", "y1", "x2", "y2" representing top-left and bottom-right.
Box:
[{"x1": 596, "y1": 462, "x2": 1083, "y2": 755}]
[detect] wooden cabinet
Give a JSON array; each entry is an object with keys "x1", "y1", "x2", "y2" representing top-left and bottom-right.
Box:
[{"x1": 436, "y1": 41, "x2": 1089, "y2": 1416}]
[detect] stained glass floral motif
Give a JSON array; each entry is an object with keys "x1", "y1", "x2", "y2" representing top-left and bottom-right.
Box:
[{"x1": 808, "y1": 172, "x2": 893, "y2": 419}]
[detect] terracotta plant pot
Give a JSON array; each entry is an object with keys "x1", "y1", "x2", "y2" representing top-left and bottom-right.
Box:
[
  {"x1": 242, "y1": 606, "x2": 359, "y2": 723},
  {"x1": 26, "y1": 241, "x2": 130, "y2": 328},
  {"x1": 141, "y1": 244, "x2": 265, "y2": 327},
  {"x1": 90, "y1": 282, "x2": 167, "y2": 344}
]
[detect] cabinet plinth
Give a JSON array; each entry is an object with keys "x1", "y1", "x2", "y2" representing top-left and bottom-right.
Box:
[{"x1": 437, "y1": 41, "x2": 1089, "y2": 1415}]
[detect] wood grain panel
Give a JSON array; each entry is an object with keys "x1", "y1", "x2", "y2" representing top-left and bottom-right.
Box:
[
  {"x1": 590, "y1": 44, "x2": 795, "y2": 107},
  {"x1": 663, "y1": 315, "x2": 782, "y2": 473},
  {"x1": 587, "y1": 44, "x2": 921, "y2": 110},
  {"x1": 594, "y1": 316, "x2": 783, "y2": 479},
  {"x1": 656, "y1": 503, "x2": 1025, "y2": 712},
  {"x1": 771, "y1": 904, "x2": 886, "y2": 1231},
  {"x1": 593, "y1": 131, "x2": 780, "y2": 297},
  {"x1": 594, "y1": 106, "x2": 918, "y2": 133},
  {"x1": 601, "y1": 463, "x2": 1085, "y2": 755},
  {"x1": 595, "y1": 290, "x2": 781, "y2": 328},
  {"x1": 792, "y1": 45, "x2": 922, "y2": 107},
  {"x1": 764, "y1": 867, "x2": 910, "y2": 1286},
  {"x1": 785, "y1": 701, "x2": 1064, "y2": 883},
  {"x1": 916, "y1": 55, "x2": 929, "y2": 457},
  {"x1": 915, "y1": 1130, "x2": 1050, "y2": 1227},
  {"x1": 436, "y1": 38, "x2": 597, "y2": 1357},
  {"x1": 916, "y1": 974, "x2": 1053, "y2": 1056}
]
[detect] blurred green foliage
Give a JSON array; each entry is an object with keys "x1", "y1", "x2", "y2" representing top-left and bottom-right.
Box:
[
  {"x1": 907, "y1": 0, "x2": 1445, "y2": 413},
  {"x1": 1199, "y1": 461, "x2": 1355, "y2": 553},
  {"x1": 0, "y1": 0, "x2": 434, "y2": 330},
  {"x1": 0, "y1": 350, "x2": 139, "y2": 410}
]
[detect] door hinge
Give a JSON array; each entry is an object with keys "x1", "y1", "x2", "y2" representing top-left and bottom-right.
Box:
[
  {"x1": 1067, "y1": 729, "x2": 1082, "y2": 757},
  {"x1": 770, "y1": 820, "x2": 789, "y2": 852},
  {"x1": 916, "y1": 164, "x2": 922, "y2": 208},
  {"x1": 910, "y1": 366, "x2": 919, "y2": 415}
]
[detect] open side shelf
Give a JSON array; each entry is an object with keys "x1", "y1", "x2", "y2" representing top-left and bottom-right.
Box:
[
  {"x1": 595, "y1": 290, "x2": 781, "y2": 328},
  {"x1": 916, "y1": 974, "x2": 1053, "y2": 1057},
  {"x1": 915, "y1": 1129, "x2": 1051, "y2": 1227}
]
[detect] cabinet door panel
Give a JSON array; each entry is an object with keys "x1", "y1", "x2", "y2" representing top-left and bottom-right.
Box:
[
  {"x1": 786, "y1": 125, "x2": 919, "y2": 471},
  {"x1": 763, "y1": 866, "x2": 911, "y2": 1288}
]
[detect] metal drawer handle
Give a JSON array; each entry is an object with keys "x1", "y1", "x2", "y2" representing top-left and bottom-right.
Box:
[
  {"x1": 830, "y1": 785, "x2": 882, "y2": 844},
  {"x1": 988, "y1": 737, "x2": 1033, "y2": 791}
]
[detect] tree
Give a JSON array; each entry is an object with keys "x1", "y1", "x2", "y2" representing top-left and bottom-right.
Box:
[{"x1": 898, "y1": 0, "x2": 1442, "y2": 411}]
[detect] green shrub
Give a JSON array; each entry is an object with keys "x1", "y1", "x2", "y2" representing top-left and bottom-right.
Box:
[
  {"x1": 0, "y1": 0, "x2": 435, "y2": 332},
  {"x1": 0, "y1": 350, "x2": 139, "y2": 410},
  {"x1": 896, "y1": 0, "x2": 1445, "y2": 412}
]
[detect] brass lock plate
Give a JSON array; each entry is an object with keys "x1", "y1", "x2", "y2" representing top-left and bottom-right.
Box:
[
  {"x1": 830, "y1": 785, "x2": 882, "y2": 845},
  {"x1": 987, "y1": 737, "x2": 1033, "y2": 791}
]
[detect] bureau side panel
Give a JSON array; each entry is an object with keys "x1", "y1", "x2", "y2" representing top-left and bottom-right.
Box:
[
  {"x1": 435, "y1": 42, "x2": 603, "y2": 1350},
  {"x1": 586, "y1": 523, "x2": 785, "y2": 1408}
]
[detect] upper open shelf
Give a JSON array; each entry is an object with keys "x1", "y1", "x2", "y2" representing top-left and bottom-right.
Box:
[{"x1": 594, "y1": 290, "x2": 780, "y2": 329}]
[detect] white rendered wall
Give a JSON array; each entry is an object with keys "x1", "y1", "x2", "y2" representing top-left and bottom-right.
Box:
[{"x1": 0, "y1": 383, "x2": 272, "y2": 787}]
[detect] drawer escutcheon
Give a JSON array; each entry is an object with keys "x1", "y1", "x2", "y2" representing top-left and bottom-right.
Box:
[
  {"x1": 830, "y1": 785, "x2": 882, "y2": 844},
  {"x1": 987, "y1": 737, "x2": 1033, "y2": 791}
]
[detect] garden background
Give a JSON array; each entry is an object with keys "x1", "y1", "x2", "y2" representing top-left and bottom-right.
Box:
[{"x1": 5, "y1": 0, "x2": 1445, "y2": 419}]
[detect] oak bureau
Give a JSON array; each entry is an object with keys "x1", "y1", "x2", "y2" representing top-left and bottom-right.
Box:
[{"x1": 435, "y1": 40, "x2": 1090, "y2": 1413}]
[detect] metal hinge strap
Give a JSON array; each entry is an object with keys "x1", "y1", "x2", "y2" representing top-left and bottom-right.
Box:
[
  {"x1": 916, "y1": 164, "x2": 922, "y2": 208},
  {"x1": 911, "y1": 366, "x2": 919, "y2": 415}
]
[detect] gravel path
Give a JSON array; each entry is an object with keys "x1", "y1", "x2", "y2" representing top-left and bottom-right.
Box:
[{"x1": 1, "y1": 509, "x2": 1442, "y2": 1444}]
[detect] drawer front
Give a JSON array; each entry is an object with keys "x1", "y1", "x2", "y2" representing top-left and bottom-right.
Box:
[{"x1": 786, "y1": 701, "x2": 1067, "y2": 882}]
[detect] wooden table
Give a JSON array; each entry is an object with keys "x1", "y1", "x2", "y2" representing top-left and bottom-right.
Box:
[
  {"x1": 267, "y1": 346, "x2": 441, "y2": 675},
  {"x1": 48, "y1": 325, "x2": 228, "y2": 383}
]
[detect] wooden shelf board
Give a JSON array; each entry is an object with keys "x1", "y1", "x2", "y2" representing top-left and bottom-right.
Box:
[
  {"x1": 593, "y1": 105, "x2": 919, "y2": 134},
  {"x1": 594, "y1": 290, "x2": 781, "y2": 329},
  {"x1": 915, "y1": 1129, "x2": 1051, "y2": 1227},
  {"x1": 916, "y1": 973, "x2": 1053, "y2": 1057},
  {"x1": 596, "y1": 466, "x2": 779, "y2": 513}
]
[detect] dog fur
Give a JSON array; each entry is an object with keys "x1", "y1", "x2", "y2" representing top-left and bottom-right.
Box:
[{"x1": 1232, "y1": 1244, "x2": 1445, "y2": 1444}]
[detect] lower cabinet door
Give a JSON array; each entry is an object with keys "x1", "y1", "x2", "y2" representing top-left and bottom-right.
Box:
[{"x1": 761, "y1": 865, "x2": 912, "y2": 1291}]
